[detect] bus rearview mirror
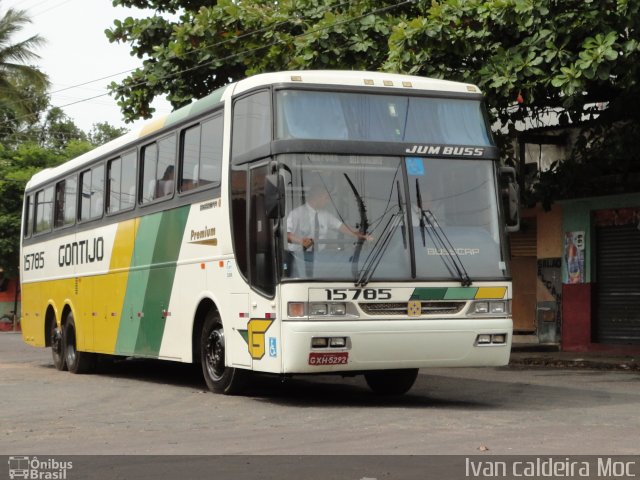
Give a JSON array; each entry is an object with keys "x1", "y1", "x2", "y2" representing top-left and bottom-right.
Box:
[{"x1": 500, "y1": 166, "x2": 520, "y2": 233}]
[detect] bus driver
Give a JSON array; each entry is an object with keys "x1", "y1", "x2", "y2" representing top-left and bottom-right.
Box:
[{"x1": 286, "y1": 184, "x2": 370, "y2": 253}]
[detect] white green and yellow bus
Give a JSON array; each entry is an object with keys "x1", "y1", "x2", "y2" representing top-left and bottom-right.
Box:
[{"x1": 20, "y1": 71, "x2": 518, "y2": 395}]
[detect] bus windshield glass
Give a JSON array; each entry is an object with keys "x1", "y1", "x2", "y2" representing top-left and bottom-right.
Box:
[
  {"x1": 280, "y1": 154, "x2": 507, "y2": 282},
  {"x1": 276, "y1": 90, "x2": 493, "y2": 146}
]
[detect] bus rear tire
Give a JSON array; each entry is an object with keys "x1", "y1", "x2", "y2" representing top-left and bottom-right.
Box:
[
  {"x1": 63, "y1": 313, "x2": 95, "y2": 374},
  {"x1": 51, "y1": 321, "x2": 66, "y2": 371},
  {"x1": 364, "y1": 368, "x2": 419, "y2": 395},
  {"x1": 200, "y1": 311, "x2": 248, "y2": 395}
]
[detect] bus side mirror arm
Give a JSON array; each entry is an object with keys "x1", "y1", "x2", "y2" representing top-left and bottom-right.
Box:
[
  {"x1": 500, "y1": 166, "x2": 520, "y2": 233},
  {"x1": 265, "y1": 172, "x2": 285, "y2": 219}
]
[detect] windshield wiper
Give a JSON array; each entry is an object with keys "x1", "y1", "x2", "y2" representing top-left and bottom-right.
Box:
[
  {"x1": 343, "y1": 173, "x2": 369, "y2": 280},
  {"x1": 415, "y1": 179, "x2": 472, "y2": 287},
  {"x1": 355, "y1": 189, "x2": 407, "y2": 287},
  {"x1": 356, "y1": 210, "x2": 404, "y2": 287}
]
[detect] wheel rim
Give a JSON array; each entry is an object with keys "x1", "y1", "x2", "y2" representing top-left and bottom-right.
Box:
[
  {"x1": 52, "y1": 326, "x2": 63, "y2": 358},
  {"x1": 66, "y1": 325, "x2": 77, "y2": 366},
  {"x1": 205, "y1": 327, "x2": 225, "y2": 381}
]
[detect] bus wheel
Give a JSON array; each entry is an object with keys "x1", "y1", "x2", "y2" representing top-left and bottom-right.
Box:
[
  {"x1": 364, "y1": 368, "x2": 419, "y2": 395},
  {"x1": 200, "y1": 311, "x2": 248, "y2": 395},
  {"x1": 63, "y1": 313, "x2": 95, "y2": 374},
  {"x1": 51, "y1": 321, "x2": 66, "y2": 371}
]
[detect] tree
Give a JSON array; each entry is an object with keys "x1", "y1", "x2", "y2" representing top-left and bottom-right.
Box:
[
  {"x1": 107, "y1": 0, "x2": 640, "y2": 203},
  {"x1": 40, "y1": 107, "x2": 87, "y2": 149},
  {"x1": 0, "y1": 142, "x2": 64, "y2": 277},
  {"x1": 88, "y1": 121, "x2": 128, "y2": 146},
  {"x1": 106, "y1": 0, "x2": 415, "y2": 119},
  {"x1": 0, "y1": 6, "x2": 49, "y2": 127},
  {"x1": 0, "y1": 7, "x2": 130, "y2": 276}
]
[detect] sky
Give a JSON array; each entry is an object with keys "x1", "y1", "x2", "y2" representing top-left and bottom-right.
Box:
[{"x1": 3, "y1": 0, "x2": 172, "y2": 132}]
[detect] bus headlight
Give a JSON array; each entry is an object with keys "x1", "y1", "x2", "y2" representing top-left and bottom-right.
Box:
[
  {"x1": 328, "y1": 303, "x2": 347, "y2": 316},
  {"x1": 287, "y1": 302, "x2": 352, "y2": 319},
  {"x1": 470, "y1": 300, "x2": 510, "y2": 316},
  {"x1": 309, "y1": 303, "x2": 328, "y2": 316},
  {"x1": 309, "y1": 302, "x2": 346, "y2": 316}
]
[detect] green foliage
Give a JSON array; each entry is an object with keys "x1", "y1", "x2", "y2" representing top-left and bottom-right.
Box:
[
  {"x1": 105, "y1": 0, "x2": 640, "y2": 203},
  {"x1": 88, "y1": 121, "x2": 128, "y2": 146},
  {"x1": 0, "y1": 6, "x2": 49, "y2": 119},
  {"x1": 0, "y1": 142, "x2": 63, "y2": 276},
  {"x1": 0, "y1": 5, "x2": 131, "y2": 276},
  {"x1": 106, "y1": 0, "x2": 418, "y2": 120},
  {"x1": 41, "y1": 107, "x2": 87, "y2": 149},
  {"x1": 0, "y1": 5, "x2": 50, "y2": 146}
]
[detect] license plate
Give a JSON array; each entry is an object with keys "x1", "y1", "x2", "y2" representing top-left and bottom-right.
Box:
[{"x1": 308, "y1": 352, "x2": 349, "y2": 366}]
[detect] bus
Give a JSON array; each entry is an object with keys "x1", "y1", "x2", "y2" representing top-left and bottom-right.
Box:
[{"x1": 20, "y1": 71, "x2": 519, "y2": 395}]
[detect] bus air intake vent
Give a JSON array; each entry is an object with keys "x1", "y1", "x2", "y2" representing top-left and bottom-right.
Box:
[{"x1": 359, "y1": 302, "x2": 465, "y2": 316}]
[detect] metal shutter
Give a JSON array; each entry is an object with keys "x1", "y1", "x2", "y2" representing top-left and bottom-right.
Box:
[{"x1": 595, "y1": 224, "x2": 640, "y2": 344}]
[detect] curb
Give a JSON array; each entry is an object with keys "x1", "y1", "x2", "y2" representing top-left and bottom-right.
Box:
[{"x1": 509, "y1": 355, "x2": 640, "y2": 371}]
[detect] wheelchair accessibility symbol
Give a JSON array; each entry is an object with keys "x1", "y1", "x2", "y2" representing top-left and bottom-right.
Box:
[{"x1": 269, "y1": 337, "x2": 277, "y2": 358}]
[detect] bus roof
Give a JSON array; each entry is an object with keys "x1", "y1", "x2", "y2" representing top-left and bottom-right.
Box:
[
  {"x1": 26, "y1": 70, "x2": 482, "y2": 191},
  {"x1": 233, "y1": 70, "x2": 481, "y2": 96}
]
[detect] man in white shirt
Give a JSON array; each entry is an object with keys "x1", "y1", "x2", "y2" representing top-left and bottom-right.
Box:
[{"x1": 287, "y1": 184, "x2": 369, "y2": 253}]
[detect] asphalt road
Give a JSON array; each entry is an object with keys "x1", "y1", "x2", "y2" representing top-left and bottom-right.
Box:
[{"x1": 2, "y1": 332, "x2": 639, "y2": 456}]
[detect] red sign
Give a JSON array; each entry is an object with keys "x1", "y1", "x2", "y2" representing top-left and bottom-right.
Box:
[{"x1": 308, "y1": 352, "x2": 349, "y2": 366}]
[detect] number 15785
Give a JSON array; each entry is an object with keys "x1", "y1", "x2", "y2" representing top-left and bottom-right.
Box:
[{"x1": 324, "y1": 288, "x2": 391, "y2": 301}]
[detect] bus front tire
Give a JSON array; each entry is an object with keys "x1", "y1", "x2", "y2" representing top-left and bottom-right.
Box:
[
  {"x1": 200, "y1": 312, "x2": 248, "y2": 395},
  {"x1": 63, "y1": 313, "x2": 95, "y2": 374},
  {"x1": 364, "y1": 368, "x2": 419, "y2": 395},
  {"x1": 51, "y1": 321, "x2": 66, "y2": 371}
]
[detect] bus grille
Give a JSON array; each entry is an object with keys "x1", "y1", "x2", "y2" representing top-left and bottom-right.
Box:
[{"x1": 359, "y1": 302, "x2": 465, "y2": 316}]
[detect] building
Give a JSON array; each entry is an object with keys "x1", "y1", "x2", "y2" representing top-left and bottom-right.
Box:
[{"x1": 511, "y1": 127, "x2": 640, "y2": 353}]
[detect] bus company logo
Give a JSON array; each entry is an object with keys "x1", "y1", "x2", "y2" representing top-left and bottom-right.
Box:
[
  {"x1": 189, "y1": 226, "x2": 218, "y2": 246},
  {"x1": 8, "y1": 456, "x2": 73, "y2": 479},
  {"x1": 238, "y1": 318, "x2": 274, "y2": 360},
  {"x1": 405, "y1": 145, "x2": 485, "y2": 157},
  {"x1": 58, "y1": 237, "x2": 104, "y2": 267}
]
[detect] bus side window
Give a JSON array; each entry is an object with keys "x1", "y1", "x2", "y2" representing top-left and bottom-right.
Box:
[
  {"x1": 141, "y1": 143, "x2": 158, "y2": 204},
  {"x1": 157, "y1": 135, "x2": 176, "y2": 198},
  {"x1": 80, "y1": 170, "x2": 92, "y2": 221},
  {"x1": 107, "y1": 157, "x2": 122, "y2": 213},
  {"x1": 107, "y1": 151, "x2": 136, "y2": 214},
  {"x1": 231, "y1": 166, "x2": 248, "y2": 279},
  {"x1": 180, "y1": 125, "x2": 200, "y2": 192},
  {"x1": 79, "y1": 166, "x2": 104, "y2": 222},
  {"x1": 23, "y1": 195, "x2": 33, "y2": 238},
  {"x1": 179, "y1": 114, "x2": 222, "y2": 193},
  {"x1": 54, "y1": 176, "x2": 77, "y2": 228},
  {"x1": 232, "y1": 91, "x2": 271, "y2": 160},
  {"x1": 34, "y1": 187, "x2": 53, "y2": 234},
  {"x1": 249, "y1": 164, "x2": 275, "y2": 296},
  {"x1": 200, "y1": 115, "x2": 223, "y2": 187},
  {"x1": 120, "y1": 151, "x2": 137, "y2": 210},
  {"x1": 141, "y1": 135, "x2": 175, "y2": 203}
]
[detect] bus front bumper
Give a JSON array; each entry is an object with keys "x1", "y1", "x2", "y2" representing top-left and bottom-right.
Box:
[{"x1": 281, "y1": 318, "x2": 512, "y2": 374}]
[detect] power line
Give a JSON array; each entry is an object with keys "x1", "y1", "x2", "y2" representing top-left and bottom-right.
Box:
[
  {"x1": 37, "y1": 0, "x2": 357, "y2": 98},
  {"x1": 0, "y1": 0, "x2": 414, "y2": 129},
  {"x1": 31, "y1": 0, "x2": 78, "y2": 17}
]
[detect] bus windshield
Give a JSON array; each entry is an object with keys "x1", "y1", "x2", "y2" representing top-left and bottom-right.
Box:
[
  {"x1": 279, "y1": 154, "x2": 507, "y2": 282},
  {"x1": 276, "y1": 90, "x2": 493, "y2": 146}
]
